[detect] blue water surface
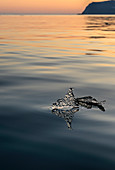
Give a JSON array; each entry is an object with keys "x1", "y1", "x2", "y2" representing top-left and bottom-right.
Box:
[{"x1": 0, "y1": 15, "x2": 115, "y2": 170}]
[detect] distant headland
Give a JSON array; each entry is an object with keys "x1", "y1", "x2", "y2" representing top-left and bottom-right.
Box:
[{"x1": 82, "y1": 0, "x2": 115, "y2": 14}]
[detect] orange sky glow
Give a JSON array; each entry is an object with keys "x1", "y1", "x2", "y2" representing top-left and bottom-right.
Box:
[{"x1": 0, "y1": 0, "x2": 108, "y2": 14}]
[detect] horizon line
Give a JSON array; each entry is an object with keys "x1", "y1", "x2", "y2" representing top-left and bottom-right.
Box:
[{"x1": 0, "y1": 13, "x2": 81, "y2": 15}]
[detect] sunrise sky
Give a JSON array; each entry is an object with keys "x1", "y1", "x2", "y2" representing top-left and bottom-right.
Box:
[{"x1": 0, "y1": 0, "x2": 108, "y2": 14}]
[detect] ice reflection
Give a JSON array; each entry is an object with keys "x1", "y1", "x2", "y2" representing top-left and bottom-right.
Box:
[
  {"x1": 52, "y1": 107, "x2": 79, "y2": 129},
  {"x1": 51, "y1": 88, "x2": 105, "y2": 129}
]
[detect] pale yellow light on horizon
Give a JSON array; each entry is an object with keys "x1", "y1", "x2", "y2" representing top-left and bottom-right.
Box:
[{"x1": 0, "y1": 0, "x2": 109, "y2": 14}]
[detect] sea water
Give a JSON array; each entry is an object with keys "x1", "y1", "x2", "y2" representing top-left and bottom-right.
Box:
[{"x1": 0, "y1": 15, "x2": 115, "y2": 169}]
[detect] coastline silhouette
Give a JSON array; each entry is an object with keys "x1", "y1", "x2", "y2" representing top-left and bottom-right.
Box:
[{"x1": 82, "y1": 0, "x2": 115, "y2": 15}]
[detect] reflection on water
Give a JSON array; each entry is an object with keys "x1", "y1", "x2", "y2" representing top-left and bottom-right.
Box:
[
  {"x1": 52, "y1": 107, "x2": 79, "y2": 129},
  {"x1": 0, "y1": 15, "x2": 115, "y2": 169},
  {"x1": 52, "y1": 88, "x2": 105, "y2": 129},
  {"x1": 52, "y1": 88, "x2": 79, "y2": 129},
  {"x1": 86, "y1": 16, "x2": 115, "y2": 31}
]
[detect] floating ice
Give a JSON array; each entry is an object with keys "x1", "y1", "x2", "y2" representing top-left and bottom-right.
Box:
[{"x1": 51, "y1": 88, "x2": 105, "y2": 129}]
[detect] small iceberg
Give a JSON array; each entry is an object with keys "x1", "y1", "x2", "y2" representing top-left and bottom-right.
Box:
[{"x1": 51, "y1": 88, "x2": 105, "y2": 129}]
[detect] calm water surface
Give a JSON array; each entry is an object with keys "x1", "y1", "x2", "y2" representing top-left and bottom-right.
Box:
[{"x1": 0, "y1": 15, "x2": 115, "y2": 170}]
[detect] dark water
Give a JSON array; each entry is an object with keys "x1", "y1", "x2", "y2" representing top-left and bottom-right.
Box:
[{"x1": 0, "y1": 15, "x2": 115, "y2": 170}]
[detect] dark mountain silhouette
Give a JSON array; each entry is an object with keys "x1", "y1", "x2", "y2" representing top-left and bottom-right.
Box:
[{"x1": 82, "y1": 0, "x2": 115, "y2": 14}]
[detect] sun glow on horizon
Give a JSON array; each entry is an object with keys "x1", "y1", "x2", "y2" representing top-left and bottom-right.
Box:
[{"x1": 0, "y1": 0, "x2": 109, "y2": 14}]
